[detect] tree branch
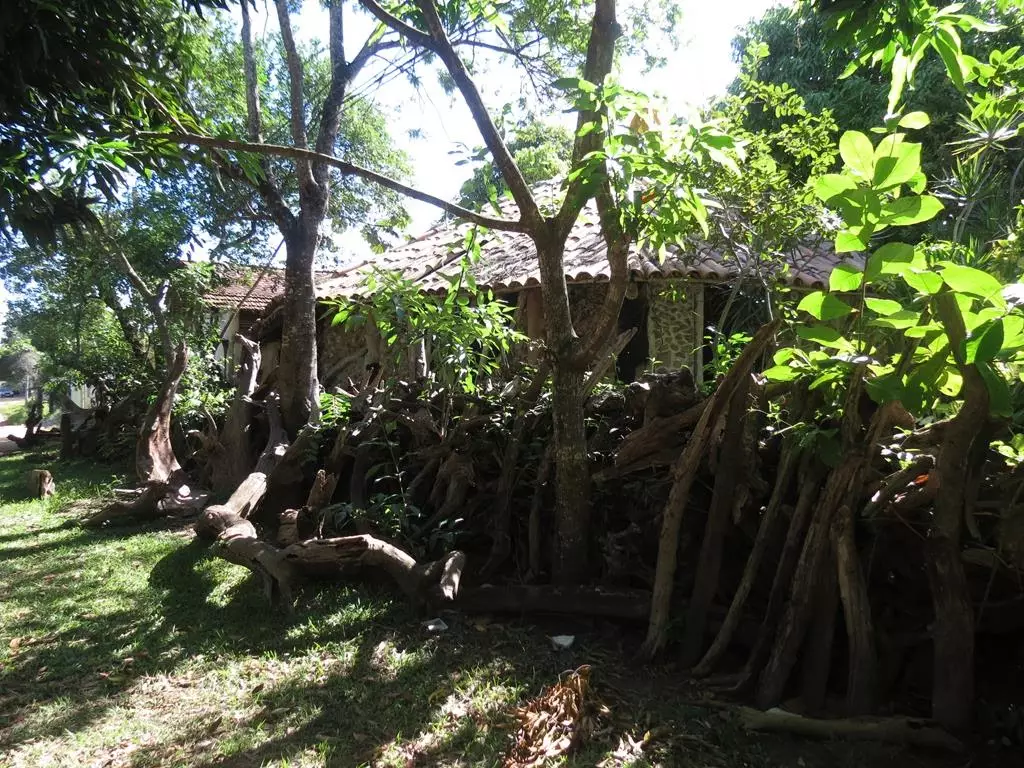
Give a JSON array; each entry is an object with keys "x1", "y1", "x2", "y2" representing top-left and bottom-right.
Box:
[
  {"x1": 140, "y1": 132, "x2": 530, "y2": 233},
  {"x1": 314, "y1": 1, "x2": 348, "y2": 186},
  {"x1": 273, "y1": 0, "x2": 314, "y2": 189},
  {"x1": 554, "y1": 0, "x2": 620, "y2": 240},
  {"x1": 357, "y1": 0, "x2": 437, "y2": 51},
  {"x1": 412, "y1": 0, "x2": 541, "y2": 227}
]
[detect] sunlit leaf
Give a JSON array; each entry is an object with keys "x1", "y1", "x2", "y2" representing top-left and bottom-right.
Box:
[
  {"x1": 963, "y1": 319, "x2": 1004, "y2": 363},
  {"x1": 865, "y1": 297, "x2": 904, "y2": 316},
  {"x1": 880, "y1": 195, "x2": 943, "y2": 225},
  {"x1": 839, "y1": 131, "x2": 876, "y2": 179},
  {"x1": 797, "y1": 291, "x2": 854, "y2": 321},
  {"x1": 940, "y1": 263, "x2": 1003, "y2": 299},
  {"x1": 829, "y1": 264, "x2": 863, "y2": 292},
  {"x1": 898, "y1": 112, "x2": 931, "y2": 129}
]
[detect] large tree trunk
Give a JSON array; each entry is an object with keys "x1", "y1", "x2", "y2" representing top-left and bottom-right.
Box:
[
  {"x1": 278, "y1": 225, "x2": 321, "y2": 436},
  {"x1": 213, "y1": 335, "x2": 262, "y2": 495},
  {"x1": 926, "y1": 293, "x2": 989, "y2": 730},
  {"x1": 833, "y1": 503, "x2": 876, "y2": 715},
  {"x1": 137, "y1": 342, "x2": 188, "y2": 488},
  {"x1": 551, "y1": 362, "x2": 591, "y2": 582}
]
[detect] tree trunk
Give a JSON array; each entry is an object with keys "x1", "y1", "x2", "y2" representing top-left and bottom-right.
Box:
[
  {"x1": 734, "y1": 460, "x2": 824, "y2": 693},
  {"x1": 756, "y1": 373, "x2": 871, "y2": 709},
  {"x1": 832, "y1": 503, "x2": 876, "y2": 715},
  {"x1": 136, "y1": 342, "x2": 188, "y2": 488},
  {"x1": 681, "y1": 373, "x2": 752, "y2": 666},
  {"x1": 799, "y1": 556, "x2": 839, "y2": 715},
  {"x1": 693, "y1": 436, "x2": 801, "y2": 677},
  {"x1": 214, "y1": 335, "x2": 262, "y2": 495},
  {"x1": 926, "y1": 292, "x2": 988, "y2": 730},
  {"x1": 639, "y1": 320, "x2": 779, "y2": 660},
  {"x1": 552, "y1": 361, "x2": 591, "y2": 583},
  {"x1": 195, "y1": 394, "x2": 290, "y2": 540},
  {"x1": 277, "y1": 225, "x2": 320, "y2": 436}
]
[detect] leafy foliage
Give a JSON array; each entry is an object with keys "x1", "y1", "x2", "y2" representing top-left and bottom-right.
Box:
[
  {"x1": 328, "y1": 251, "x2": 525, "y2": 395},
  {"x1": 0, "y1": 0, "x2": 227, "y2": 241}
]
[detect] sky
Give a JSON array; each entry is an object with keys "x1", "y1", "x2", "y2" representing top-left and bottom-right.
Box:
[
  {"x1": 0, "y1": 0, "x2": 786, "y2": 331},
  {"x1": 260, "y1": 0, "x2": 787, "y2": 257}
]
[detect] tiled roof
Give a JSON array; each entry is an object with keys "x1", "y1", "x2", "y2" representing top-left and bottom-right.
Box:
[
  {"x1": 205, "y1": 265, "x2": 348, "y2": 312},
  {"x1": 316, "y1": 191, "x2": 860, "y2": 301},
  {"x1": 205, "y1": 266, "x2": 289, "y2": 311}
]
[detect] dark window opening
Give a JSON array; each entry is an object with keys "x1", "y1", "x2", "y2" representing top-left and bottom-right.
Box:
[{"x1": 615, "y1": 286, "x2": 649, "y2": 383}]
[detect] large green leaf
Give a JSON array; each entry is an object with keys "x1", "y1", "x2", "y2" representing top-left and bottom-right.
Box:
[
  {"x1": 813, "y1": 174, "x2": 857, "y2": 202},
  {"x1": 940, "y1": 263, "x2": 1003, "y2": 299},
  {"x1": 829, "y1": 264, "x2": 863, "y2": 292},
  {"x1": 873, "y1": 140, "x2": 922, "y2": 190},
  {"x1": 900, "y1": 268, "x2": 944, "y2": 295},
  {"x1": 795, "y1": 324, "x2": 853, "y2": 350},
  {"x1": 963, "y1": 319, "x2": 1004, "y2": 363},
  {"x1": 870, "y1": 309, "x2": 921, "y2": 329},
  {"x1": 797, "y1": 291, "x2": 854, "y2": 321},
  {"x1": 839, "y1": 131, "x2": 876, "y2": 179},
  {"x1": 898, "y1": 111, "x2": 931, "y2": 129},
  {"x1": 836, "y1": 230, "x2": 870, "y2": 253},
  {"x1": 880, "y1": 195, "x2": 943, "y2": 226},
  {"x1": 865, "y1": 241, "x2": 916, "y2": 280},
  {"x1": 763, "y1": 365, "x2": 802, "y2": 382},
  {"x1": 865, "y1": 297, "x2": 904, "y2": 316},
  {"x1": 978, "y1": 361, "x2": 1012, "y2": 417}
]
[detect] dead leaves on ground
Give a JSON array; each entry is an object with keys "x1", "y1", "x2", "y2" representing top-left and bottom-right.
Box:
[{"x1": 504, "y1": 665, "x2": 609, "y2": 767}]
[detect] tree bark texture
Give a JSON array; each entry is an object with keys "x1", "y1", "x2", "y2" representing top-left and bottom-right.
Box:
[
  {"x1": 693, "y1": 435, "x2": 801, "y2": 676},
  {"x1": 799, "y1": 557, "x2": 839, "y2": 716},
  {"x1": 136, "y1": 342, "x2": 188, "y2": 488},
  {"x1": 832, "y1": 503, "x2": 876, "y2": 715},
  {"x1": 680, "y1": 373, "x2": 752, "y2": 666},
  {"x1": 639, "y1": 319, "x2": 780, "y2": 661},
  {"x1": 927, "y1": 292, "x2": 988, "y2": 730}
]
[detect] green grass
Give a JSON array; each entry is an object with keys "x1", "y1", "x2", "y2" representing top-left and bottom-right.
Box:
[
  {"x1": 0, "y1": 398, "x2": 29, "y2": 425},
  {"x1": 0, "y1": 448, "x2": 953, "y2": 768}
]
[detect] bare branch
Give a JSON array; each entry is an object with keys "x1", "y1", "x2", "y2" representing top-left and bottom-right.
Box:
[
  {"x1": 314, "y1": 1, "x2": 348, "y2": 185},
  {"x1": 358, "y1": 0, "x2": 437, "y2": 50},
  {"x1": 412, "y1": 0, "x2": 541, "y2": 227},
  {"x1": 273, "y1": 0, "x2": 313, "y2": 188},
  {"x1": 140, "y1": 132, "x2": 530, "y2": 233}
]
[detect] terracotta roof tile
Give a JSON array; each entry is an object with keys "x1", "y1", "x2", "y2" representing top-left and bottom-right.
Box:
[{"x1": 316, "y1": 193, "x2": 861, "y2": 301}]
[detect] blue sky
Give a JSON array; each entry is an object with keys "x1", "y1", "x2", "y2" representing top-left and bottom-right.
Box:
[{"x1": 0, "y1": 0, "x2": 787, "y2": 329}]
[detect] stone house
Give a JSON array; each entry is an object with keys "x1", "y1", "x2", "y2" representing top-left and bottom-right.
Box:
[{"x1": 206, "y1": 207, "x2": 856, "y2": 392}]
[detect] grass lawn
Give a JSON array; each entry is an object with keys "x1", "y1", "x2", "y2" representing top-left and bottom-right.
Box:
[{"x1": 0, "y1": 448, "x2": 957, "y2": 767}]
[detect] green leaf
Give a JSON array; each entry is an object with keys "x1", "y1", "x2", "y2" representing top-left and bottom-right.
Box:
[
  {"x1": 835, "y1": 230, "x2": 869, "y2": 253},
  {"x1": 865, "y1": 297, "x2": 904, "y2": 316},
  {"x1": 881, "y1": 195, "x2": 943, "y2": 225},
  {"x1": 865, "y1": 241, "x2": 918, "y2": 280},
  {"x1": 797, "y1": 291, "x2": 854, "y2": 321},
  {"x1": 866, "y1": 372, "x2": 905, "y2": 405},
  {"x1": 796, "y1": 324, "x2": 853, "y2": 349},
  {"x1": 873, "y1": 140, "x2": 922, "y2": 190},
  {"x1": 898, "y1": 111, "x2": 931, "y2": 129},
  {"x1": 839, "y1": 131, "x2": 876, "y2": 179},
  {"x1": 829, "y1": 263, "x2": 863, "y2": 292},
  {"x1": 940, "y1": 263, "x2": 1003, "y2": 300},
  {"x1": 763, "y1": 365, "x2": 802, "y2": 382},
  {"x1": 963, "y1": 319, "x2": 1004, "y2": 363},
  {"x1": 900, "y1": 268, "x2": 944, "y2": 295},
  {"x1": 978, "y1": 361, "x2": 1012, "y2": 417},
  {"x1": 870, "y1": 309, "x2": 921, "y2": 329},
  {"x1": 887, "y1": 49, "x2": 910, "y2": 115},
  {"x1": 813, "y1": 173, "x2": 857, "y2": 202},
  {"x1": 932, "y1": 26, "x2": 967, "y2": 90}
]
